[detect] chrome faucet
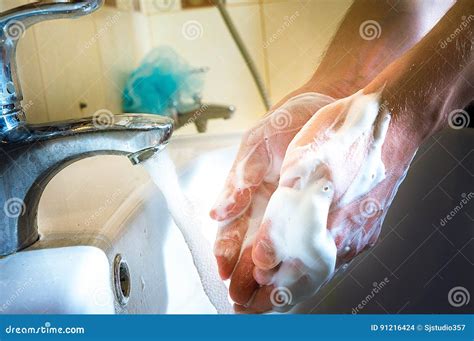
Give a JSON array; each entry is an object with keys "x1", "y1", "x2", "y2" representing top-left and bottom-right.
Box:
[{"x1": 0, "y1": 1, "x2": 173, "y2": 256}]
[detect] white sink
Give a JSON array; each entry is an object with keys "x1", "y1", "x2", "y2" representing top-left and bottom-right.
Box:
[{"x1": 0, "y1": 133, "x2": 240, "y2": 314}]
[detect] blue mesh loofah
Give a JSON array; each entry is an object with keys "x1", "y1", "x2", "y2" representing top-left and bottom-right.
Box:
[{"x1": 122, "y1": 46, "x2": 205, "y2": 116}]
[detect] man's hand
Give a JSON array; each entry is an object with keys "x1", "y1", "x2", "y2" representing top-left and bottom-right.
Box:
[
  {"x1": 231, "y1": 0, "x2": 472, "y2": 311},
  {"x1": 209, "y1": 0, "x2": 471, "y2": 313},
  {"x1": 210, "y1": 92, "x2": 334, "y2": 304},
  {"x1": 236, "y1": 90, "x2": 420, "y2": 313}
]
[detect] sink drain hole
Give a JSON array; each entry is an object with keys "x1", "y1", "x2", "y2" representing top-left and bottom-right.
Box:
[{"x1": 113, "y1": 254, "x2": 131, "y2": 306}]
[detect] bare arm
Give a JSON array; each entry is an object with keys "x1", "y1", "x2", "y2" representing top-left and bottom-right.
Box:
[
  {"x1": 233, "y1": 0, "x2": 473, "y2": 313},
  {"x1": 212, "y1": 0, "x2": 462, "y2": 310},
  {"x1": 366, "y1": 0, "x2": 473, "y2": 147},
  {"x1": 294, "y1": 0, "x2": 456, "y2": 100}
]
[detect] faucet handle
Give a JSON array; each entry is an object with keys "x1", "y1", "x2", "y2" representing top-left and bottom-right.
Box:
[{"x1": 0, "y1": 0, "x2": 103, "y2": 134}]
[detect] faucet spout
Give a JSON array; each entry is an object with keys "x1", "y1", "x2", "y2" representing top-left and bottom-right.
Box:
[{"x1": 0, "y1": 114, "x2": 173, "y2": 256}]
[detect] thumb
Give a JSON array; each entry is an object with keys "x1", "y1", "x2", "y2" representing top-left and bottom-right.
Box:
[{"x1": 252, "y1": 220, "x2": 281, "y2": 270}]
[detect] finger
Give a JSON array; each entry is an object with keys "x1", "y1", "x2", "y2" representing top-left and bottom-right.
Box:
[
  {"x1": 244, "y1": 260, "x2": 313, "y2": 313},
  {"x1": 253, "y1": 267, "x2": 277, "y2": 286},
  {"x1": 210, "y1": 186, "x2": 252, "y2": 221},
  {"x1": 233, "y1": 303, "x2": 263, "y2": 314},
  {"x1": 241, "y1": 285, "x2": 276, "y2": 314},
  {"x1": 215, "y1": 183, "x2": 275, "y2": 280},
  {"x1": 210, "y1": 139, "x2": 270, "y2": 221},
  {"x1": 252, "y1": 220, "x2": 281, "y2": 271},
  {"x1": 245, "y1": 281, "x2": 305, "y2": 313},
  {"x1": 229, "y1": 247, "x2": 259, "y2": 306},
  {"x1": 214, "y1": 211, "x2": 251, "y2": 280}
]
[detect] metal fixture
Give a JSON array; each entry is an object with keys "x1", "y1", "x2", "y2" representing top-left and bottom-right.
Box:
[
  {"x1": 0, "y1": 0, "x2": 103, "y2": 134},
  {"x1": 174, "y1": 96, "x2": 235, "y2": 133},
  {"x1": 113, "y1": 254, "x2": 131, "y2": 306},
  {"x1": 0, "y1": 1, "x2": 174, "y2": 256}
]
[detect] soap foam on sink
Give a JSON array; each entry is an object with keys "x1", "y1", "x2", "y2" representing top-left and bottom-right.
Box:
[{"x1": 143, "y1": 151, "x2": 233, "y2": 314}]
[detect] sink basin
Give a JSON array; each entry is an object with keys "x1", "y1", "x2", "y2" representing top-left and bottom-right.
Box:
[
  {"x1": 0, "y1": 133, "x2": 240, "y2": 314},
  {"x1": 0, "y1": 129, "x2": 472, "y2": 314}
]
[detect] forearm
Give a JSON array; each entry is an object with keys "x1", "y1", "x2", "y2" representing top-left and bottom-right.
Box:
[
  {"x1": 367, "y1": 0, "x2": 473, "y2": 145},
  {"x1": 306, "y1": 0, "x2": 455, "y2": 99}
]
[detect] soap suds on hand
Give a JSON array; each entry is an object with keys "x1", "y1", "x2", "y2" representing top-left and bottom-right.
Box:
[
  {"x1": 259, "y1": 90, "x2": 391, "y2": 302},
  {"x1": 211, "y1": 92, "x2": 335, "y2": 221},
  {"x1": 143, "y1": 90, "x2": 392, "y2": 311},
  {"x1": 265, "y1": 178, "x2": 337, "y2": 291}
]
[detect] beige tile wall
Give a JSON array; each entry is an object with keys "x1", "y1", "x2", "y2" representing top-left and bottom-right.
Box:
[
  {"x1": 147, "y1": 4, "x2": 267, "y2": 134},
  {"x1": 1, "y1": 0, "x2": 351, "y2": 133},
  {"x1": 261, "y1": 0, "x2": 352, "y2": 102}
]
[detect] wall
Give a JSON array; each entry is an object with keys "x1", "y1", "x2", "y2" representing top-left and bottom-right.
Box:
[
  {"x1": 1, "y1": 0, "x2": 352, "y2": 134},
  {"x1": 261, "y1": 0, "x2": 351, "y2": 101}
]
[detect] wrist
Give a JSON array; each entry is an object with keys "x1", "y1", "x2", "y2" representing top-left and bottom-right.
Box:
[
  {"x1": 303, "y1": 78, "x2": 360, "y2": 100},
  {"x1": 364, "y1": 2, "x2": 473, "y2": 146},
  {"x1": 270, "y1": 78, "x2": 352, "y2": 111}
]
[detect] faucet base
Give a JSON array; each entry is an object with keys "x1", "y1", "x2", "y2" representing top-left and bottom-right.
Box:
[
  {"x1": 0, "y1": 113, "x2": 173, "y2": 257},
  {"x1": 0, "y1": 107, "x2": 25, "y2": 136},
  {"x1": 1, "y1": 232, "x2": 40, "y2": 258}
]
